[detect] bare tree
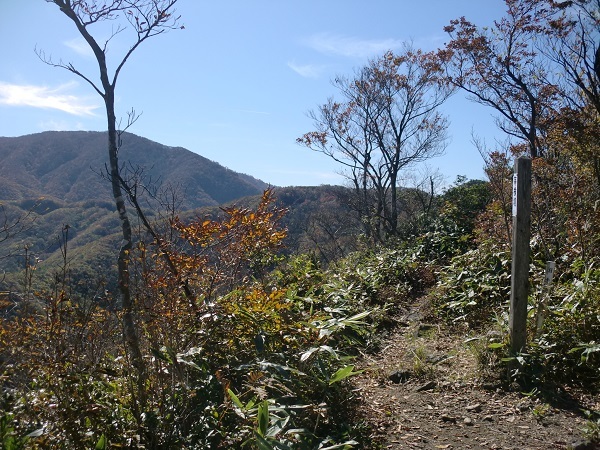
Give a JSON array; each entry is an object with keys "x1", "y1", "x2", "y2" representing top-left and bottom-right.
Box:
[
  {"x1": 537, "y1": 0, "x2": 600, "y2": 111},
  {"x1": 299, "y1": 47, "x2": 452, "y2": 242},
  {"x1": 538, "y1": 0, "x2": 600, "y2": 185},
  {"x1": 441, "y1": 0, "x2": 561, "y2": 159},
  {"x1": 40, "y1": 0, "x2": 182, "y2": 410}
]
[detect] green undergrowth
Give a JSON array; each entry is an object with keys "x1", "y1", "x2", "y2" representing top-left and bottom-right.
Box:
[
  {"x1": 433, "y1": 241, "x2": 600, "y2": 391},
  {"x1": 1, "y1": 255, "x2": 381, "y2": 449},
  {"x1": 2, "y1": 204, "x2": 599, "y2": 448}
]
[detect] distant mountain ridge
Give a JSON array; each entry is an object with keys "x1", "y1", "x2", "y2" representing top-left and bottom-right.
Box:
[
  {"x1": 0, "y1": 131, "x2": 359, "y2": 296},
  {"x1": 0, "y1": 131, "x2": 271, "y2": 291},
  {"x1": 0, "y1": 131, "x2": 268, "y2": 209}
]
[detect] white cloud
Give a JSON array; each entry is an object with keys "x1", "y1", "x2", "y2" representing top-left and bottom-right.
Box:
[
  {"x1": 0, "y1": 81, "x2": 100, "y2": 116},
  {"x1": 39, "y1": 119, "x2": 88, "y2": 131},
  {"x1": 287, "y1": 61, "x2": 326, "y2": 79},
  {"x1": 64, "y1": 37, "x2": 94, "y2": 57},
  {"x1": 304, "y1": 32, "x2": 404, "y2": 58}
]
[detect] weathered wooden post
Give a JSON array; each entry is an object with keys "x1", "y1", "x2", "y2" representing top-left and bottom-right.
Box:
[{"x1": 509, "y1": 156, "x2": 532, "y2": 354}]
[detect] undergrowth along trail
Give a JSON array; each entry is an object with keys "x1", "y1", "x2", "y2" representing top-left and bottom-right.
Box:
[{"x1": 353, "y1": 296, "x2": 600, "y2": 450}]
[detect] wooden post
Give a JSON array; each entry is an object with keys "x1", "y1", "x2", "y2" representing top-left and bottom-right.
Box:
[{"x1": 509, "y1": 156, "x2": 532, "y2": 354}]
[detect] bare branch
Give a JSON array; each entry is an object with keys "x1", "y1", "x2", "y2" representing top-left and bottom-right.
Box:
[
  {"x1": 34, "y1": 45, "x2": 105, "y2": 97},
  {"x1": 42, "y1": 0, "x2": 183, "y2": 410},
  {"x1": 300, "y1": 45, "x2": 452, "y2": 240}
]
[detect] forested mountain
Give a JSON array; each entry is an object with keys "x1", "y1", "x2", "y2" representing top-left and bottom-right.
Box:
[
  {"x1": 3, "y1": 1, "x2": 600, "y2": 447},
  {"x1": 0, "y1": 131, "x2": 271, "y2": 289},
  {"x1": 0, "y1": 131, "x2": 267, "y2": 208},
  {"x1": 0, "y1": 131, "x2": 361, "y2": 293}
]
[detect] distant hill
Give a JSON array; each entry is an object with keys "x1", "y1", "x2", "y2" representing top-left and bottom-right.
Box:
[
  {"x1": 0, "y1": 131, "x2": 358, "y2": 296},
  {"x1": 274, "y1": 185, "x2": 361, "y2": 262},
  {"x1": 0, "y1": 131, "x2": 268, "y2": 291},
  {"x1": 0, "y1": 131, "x2": 268, "y2": 209}
]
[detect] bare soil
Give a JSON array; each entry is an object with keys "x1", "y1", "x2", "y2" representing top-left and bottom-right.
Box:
[{"x1": 352, "y1": 298, "x2": 600, "y2": 449}]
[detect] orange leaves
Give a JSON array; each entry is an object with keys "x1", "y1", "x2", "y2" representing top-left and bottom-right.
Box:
[
  {"x1": 170, "y1": 215, "x2": 221, "y2": 248},
  {"x1": 172, "y1": 189, "x2": 287, "y2": 252},
  {"x1": 143, "y1": 188, "x2": 287, "y2": 310},
  {"x1": 132, "y1": 188, "x2": 289, "y2": 357},
  {"x1": 297, "y1": 131, "x2": 328, "y2": 148}
]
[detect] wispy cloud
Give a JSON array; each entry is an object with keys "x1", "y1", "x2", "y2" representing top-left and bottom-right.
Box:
[
  {"x1": 287, "y1": 61, "x2": 327, "y2": 79},
  {"x1": 39, "y1": 119, "x2": 88, "y2": 131},
  {"x1": 304, "y1": 32, "x2": 404, "y2": 58},
  {"x1": 64, "y1": 37, "x2": 94, "y2": 57},
  {"x1": 0, "y1": 81, "x2": 100, "y2": 116}
]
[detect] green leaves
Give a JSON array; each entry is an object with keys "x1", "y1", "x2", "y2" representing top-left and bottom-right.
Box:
[
  {"x1": 328, "y1": 365, "x2": 362, "y2": 385},
  {"x1": 436, "y1": 245, "x2": 511, "y2": 326},
  {"x1": 569, "y1": 341, "x2": 600, "y2": 363},
  {"x1": 95, "y1": 434, "x2": 107, "y2": 450},
  {"x1": 256, "y1": 401, "x2": 270, "y2": 438},
  {"x1": 487, "y1": 342, "x2": 506, "y2": 350},
  {"x1": 1, "y1": 414, "x2": 29, "y2": 450}
]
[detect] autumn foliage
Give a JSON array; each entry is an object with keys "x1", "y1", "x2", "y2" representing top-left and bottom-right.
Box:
[
  {"x1": 1, "y1": 189, "x2": 372, "y2": 448},
  {"x1": 299, "y1": 47, "x2": 453, "y2": 242},
  {"x1": 3, "y1": 1, "x2": 600, "y2": 448},
  {"x1": 434, "y1": 0, "x2": 600, "y2": 386}
]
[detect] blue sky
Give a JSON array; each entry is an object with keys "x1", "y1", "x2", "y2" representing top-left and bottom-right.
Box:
[{"x1": 1, "y1": 1, "x2": 508, "y2": 188}]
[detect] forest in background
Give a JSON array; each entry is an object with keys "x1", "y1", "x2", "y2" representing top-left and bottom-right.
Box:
[{"x1": 2, "y1": 0, "x2": 600, "y2": 448}]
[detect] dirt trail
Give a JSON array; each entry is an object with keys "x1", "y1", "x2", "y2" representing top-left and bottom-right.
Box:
[{"x1": 352, "y1": 299, "x2": 599, "y2": 449}]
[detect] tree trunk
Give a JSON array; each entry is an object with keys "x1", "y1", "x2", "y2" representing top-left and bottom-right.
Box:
[
  {"x1": 389, "y1": 171, "x2": 398, "y2": 237},
  {"x1": 105, "y1": 90, "x2": 146, "y2": 407}
]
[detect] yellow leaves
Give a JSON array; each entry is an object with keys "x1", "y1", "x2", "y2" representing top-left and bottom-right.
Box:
[
  {"x1": 170, "y1": 187, "x2": 286, "y2": 278},
  {"x1": 0, "y1": 292, "x2": 11, "y2": 310},
  {"x1": 215, "y1": 287, "x2": 294, "y2": 351},
  {"x1": 136, "y1": 189, "x2": 289, "y2": 349},
  {"x1": 222, "y1": 288, "x2": 290, "y2": 316}
]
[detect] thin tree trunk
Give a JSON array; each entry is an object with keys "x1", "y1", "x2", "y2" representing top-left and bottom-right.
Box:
[
  {"x1": 51, "y1": 3, "x2": 147, "y2": 390},
  {"x1": 105, "y1": 91, "x2": 146, "y2": 409},
  {"x1": 390, "y1": 172, "x2": 398, "y2": 237}
]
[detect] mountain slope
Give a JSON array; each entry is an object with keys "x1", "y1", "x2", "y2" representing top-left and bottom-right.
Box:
[
  {"x1": 0, "y1": 131, "x2": 270, "y2": 291},
  {"x1": 0, "y1": 131, "x2": 268, "y2": 209},
  {"x1": 0, "y1": 131, "x2": 363, "y2": 297}
]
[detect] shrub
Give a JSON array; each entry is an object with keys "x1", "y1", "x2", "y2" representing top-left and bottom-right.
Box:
[
  {"x1": 526, "y1": 258, "x2": 600, "y2": 386},
  {"x1": 434, "y1": 241, "x2": 511, "y2": 327}
]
